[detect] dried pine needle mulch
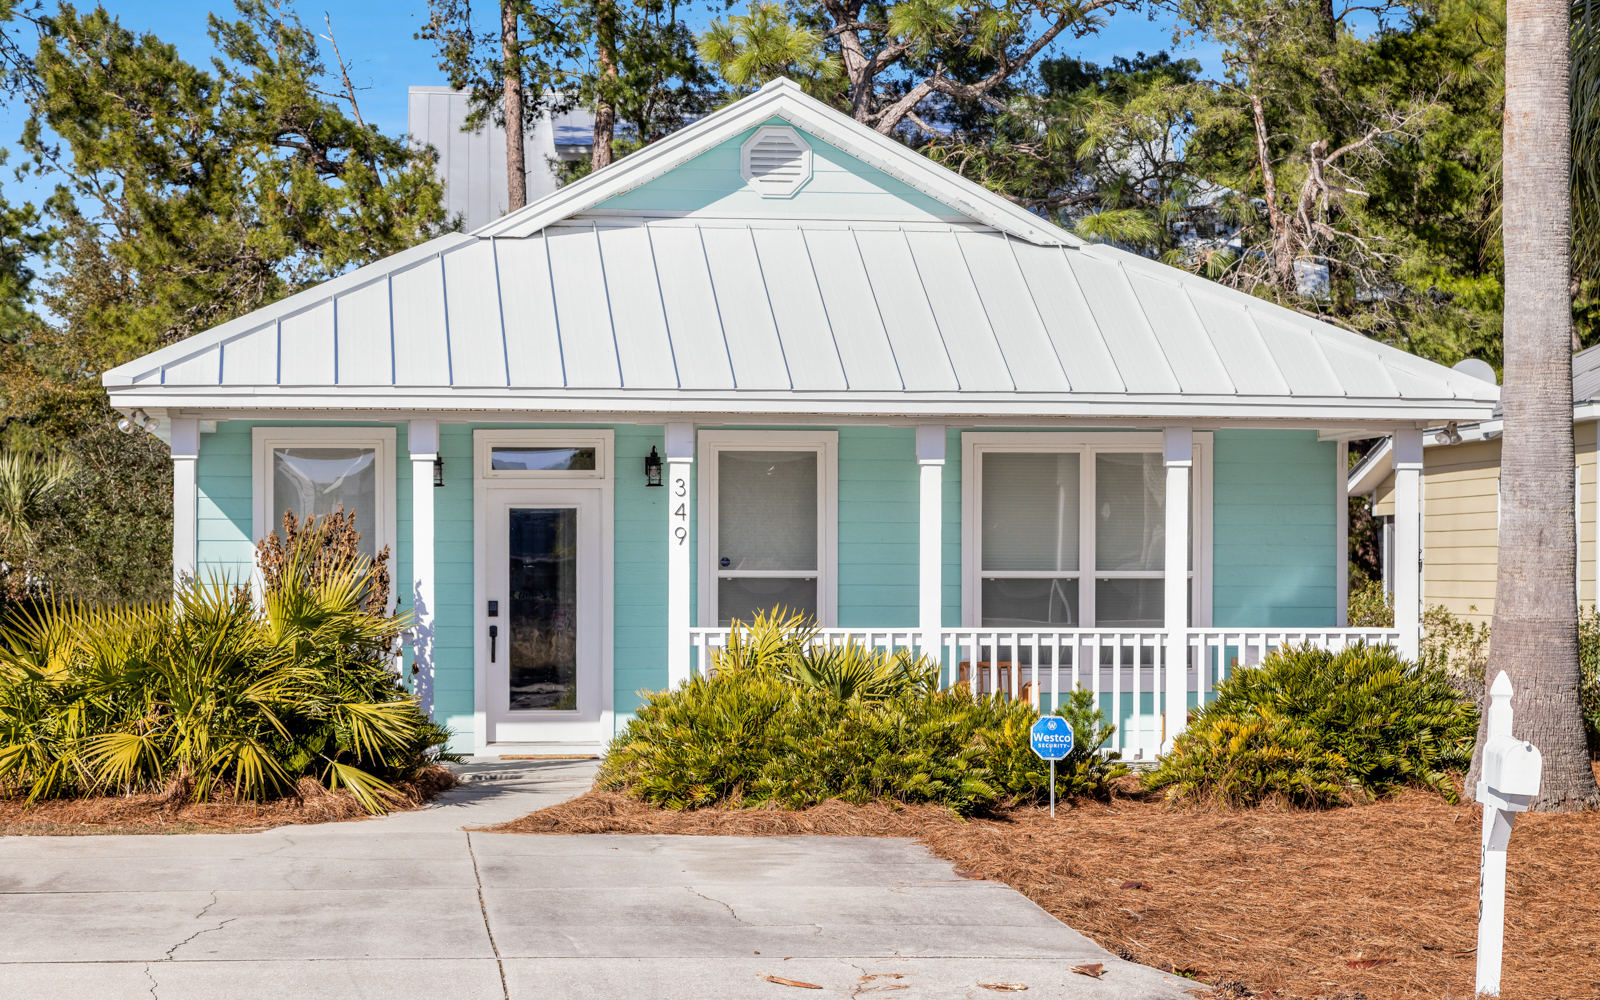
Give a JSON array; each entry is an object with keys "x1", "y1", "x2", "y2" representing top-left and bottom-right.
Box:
[
  {"x1": 0, "y1": 765, "x2": 458, "y2": 836},
  {"x1": 486, "y1": 782, "x2": 1600, "y2": 1000}
]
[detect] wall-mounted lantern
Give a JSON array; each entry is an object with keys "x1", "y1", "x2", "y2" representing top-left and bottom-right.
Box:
[
  {"x1": 644, "y1": 446, "x2": 664, "y2": 487},
  {"x1": 433, "y1": 455, "x2": 445, "y2": 488}
]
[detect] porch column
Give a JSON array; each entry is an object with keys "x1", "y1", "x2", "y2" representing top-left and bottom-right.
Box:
[
  {"x1": 1393, "y1": 427, "x2": 1424, "y2": 661},
  {"x1": 1163, "y1": 426, "x2": 1192, "y2": 752},
  {"x1": 170, "y1": 416, "x2": 199, "y2": 590},
  {"x1": 916, "y1": 425, "x2": 945, "y2": 664},
  {"x1": 409, "y1": 419, "x2": 438, "y2": 717},
  {"x1": 666, "y1": 422, "x2": 694, "y2": 688}
]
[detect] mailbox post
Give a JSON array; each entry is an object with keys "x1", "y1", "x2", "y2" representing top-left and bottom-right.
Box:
[{"x1": 1474, "y1": 670, "x2": 1544, "y2": 998}]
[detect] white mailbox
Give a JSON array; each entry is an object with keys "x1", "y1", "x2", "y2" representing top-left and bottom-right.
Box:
[{"x1": 1480, "y1": 734, "x2": 1543, "y2": 806}]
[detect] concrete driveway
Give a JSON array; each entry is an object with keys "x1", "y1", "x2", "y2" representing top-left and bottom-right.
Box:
[{"x1": 0, "y1": 760, "x2": 1194, "y2": 999}]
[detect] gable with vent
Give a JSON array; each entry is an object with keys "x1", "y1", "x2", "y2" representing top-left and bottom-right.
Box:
[{"x1": 740, "y1": 125, "x2": 813, "y2": 197}]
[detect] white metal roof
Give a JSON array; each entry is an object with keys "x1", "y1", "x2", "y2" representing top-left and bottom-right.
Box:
[{"x1": 104, "y1": 80, "x2": 1499, "y2": 423}]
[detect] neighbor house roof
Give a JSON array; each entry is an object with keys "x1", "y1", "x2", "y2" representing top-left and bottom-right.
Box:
[{"x1": 103, "y1": 79, "x2": 1499, "y2": 423}]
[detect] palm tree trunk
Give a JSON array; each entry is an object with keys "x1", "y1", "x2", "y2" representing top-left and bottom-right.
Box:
[
  {"x1": 1479, "y1": 0, "x2": 1600, "y2": 809},
  {"x1": 591, "y1": 0, "x2": 617, "y2": 171},
  {"x1": 502, "y1": 1, "x2": 527, "y2": 213}
]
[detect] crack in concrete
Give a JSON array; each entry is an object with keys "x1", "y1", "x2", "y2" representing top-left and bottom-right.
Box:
[
  {"x1": 687, "y1": 887, "x2": 742, "y2": 923},
  {"x1": 464, "y1": 831, "x2": 510, "y2": 1000},
  {"x1": 142, "y1": 962, "x2": 158, "y2": 999},
  {"x1": 164, "y1": 892, "x2": 236, "y2": 961}
]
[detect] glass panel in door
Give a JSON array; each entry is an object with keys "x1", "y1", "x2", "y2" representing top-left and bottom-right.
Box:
[
  {"x1": 717, "y1": 450, "x2": 818, "y2": 626},
  {"x1": 508, "y1": 507, "x2": 578, "y2": 711}
]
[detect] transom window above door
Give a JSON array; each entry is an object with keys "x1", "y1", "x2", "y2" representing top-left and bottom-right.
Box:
[
  {"x1": 964, "y1": 433, "x2": 1211, "y2": 629},
  {"x1": 699, "y1": 430, "x2": 838, "y2": 628}
]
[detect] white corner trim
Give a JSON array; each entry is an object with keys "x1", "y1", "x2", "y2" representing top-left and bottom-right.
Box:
[
  {"x1": 740, "y1": 125, "x2": 814, "y2": 198},
  {"x1": 697, "y1": 429, "x2": 839, "y2": 628}
]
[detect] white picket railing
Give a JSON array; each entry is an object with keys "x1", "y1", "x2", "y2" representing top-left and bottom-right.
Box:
[{"x1": 684, "y1": 625, "x2": 1403, "y2": 762}]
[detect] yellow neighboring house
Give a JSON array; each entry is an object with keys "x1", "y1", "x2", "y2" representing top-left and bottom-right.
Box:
[{"x1": 1349, "y1": 348, "x2": 1600, "y2": 626}]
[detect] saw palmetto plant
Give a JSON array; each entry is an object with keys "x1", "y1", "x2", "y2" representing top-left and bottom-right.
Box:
[{"x1": 0, "y1": 513, "x2": 452, "y2": 813}]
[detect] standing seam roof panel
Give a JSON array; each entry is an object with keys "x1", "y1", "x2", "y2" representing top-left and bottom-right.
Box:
[
  {"x1": 1063, "y1": 253, "x2": 1179, "y2": 394},
  {"x1": 850, "y1": 228, "x2": 960, "y2": 391},
  {"x1": 334, "y1": 280, "x2": 395, "y2": 386},
  {"x1": 1315, "y1": 335, "x2": 1402, "y2": 399},
  {"x1": 1181, "y1": 287, "x2": 1290, "y2": 397},
  {"x1": 647, "y1": 226, "x2": 737, "y2": 390},
  {"x1": 596, "y1": 226, "x2": 680, "y2": 389},
  {"x1": 1007, "y1": 244, "x2": 1123, "y2": 393},
  {"x1": 442, "y1": 241, "x2": 509, "y2": 387},
  {"x1": 220, "y1": 324, "x2": 277, "y2": 386},
  {"x1": 164, "y1": 344, "x2": 221, "y2": 386},
  {"x1": 391, "y1": 258, "x2": 452, "y2": 387},
  {"x1": 951, "y1": 231, "x2": 1071, "y2": 392},
  {"x1": 279, "y1": 301, "x2": 336, "y2": 386},
  {"x1": 1122, "y1": 270, "x2": 1235, "y2": 395},
  {"x1": 545, "y1": 227, "x2": 624, "y2": 389},
  {"x1": 496, "y1": 233, "x2": 567, "y2": 387},
  {"x1": 1250, "y1": 313, "x2": 1345, "y2": 396},
  {"x1": 697, "y1": 225, "x2": 793, "y2": 390},
  {"x1": 798, "y1": 228, "x2": 904, "y2": 391},
  {"x1": 901, "y1": 229, "x2": 1014, "y2": 391},
  {"x1": 750, "y1": 227, "x2": 849, "y2": 391}
]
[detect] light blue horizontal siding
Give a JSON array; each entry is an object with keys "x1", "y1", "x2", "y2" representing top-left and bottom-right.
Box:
[
  {"x1": 1212, "y1": 429, "x2": 1336, "y2": 626},
  {"x1": 597, "y1": 118, "x2": 958, "y2": 219}
]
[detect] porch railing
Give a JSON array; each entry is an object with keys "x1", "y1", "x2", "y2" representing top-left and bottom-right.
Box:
[{"x1": 686, "y1": 625, "x2": 1402, "y2": 762}]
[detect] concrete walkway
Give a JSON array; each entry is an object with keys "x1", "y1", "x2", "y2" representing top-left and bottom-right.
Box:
[{"x1": 0, "y1": 761, "x2": 1193, "y2": 999}]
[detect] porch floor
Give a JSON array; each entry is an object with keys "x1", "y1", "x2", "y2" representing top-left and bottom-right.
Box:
[{"x1": 0, "y1": 762, "x2": 1192, "y2": 999}]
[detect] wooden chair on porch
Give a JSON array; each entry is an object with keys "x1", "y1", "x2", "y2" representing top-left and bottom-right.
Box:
[{"x1": 957, "y1": 661, "x2": 1032, "y2": 703}]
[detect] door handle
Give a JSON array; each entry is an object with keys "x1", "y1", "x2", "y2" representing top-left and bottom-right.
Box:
[{"x1": 489, "y1": 625, "x2": 498, "y2": 663}]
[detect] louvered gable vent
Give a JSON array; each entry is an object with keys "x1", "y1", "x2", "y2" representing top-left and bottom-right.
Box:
[{"x1": 740, "y1": 125, "x2": 813, "y2": 198}]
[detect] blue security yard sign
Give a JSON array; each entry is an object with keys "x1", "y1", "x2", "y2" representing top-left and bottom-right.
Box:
[
  {"x1": 1030, "y1": 717, "x2": 1075, "y2": 760},
  {"x1": 1030, "y1": 716, "x2": 1075, "y2": 818}
]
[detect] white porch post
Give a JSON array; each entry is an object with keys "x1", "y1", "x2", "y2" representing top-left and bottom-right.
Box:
[
  {"x1": 170, "y1": 417, "x2": 200, "y2": 590},
  {"x1": 1163, "y1": 426, "x2": 1192, "y2": 752},
  {"x1": 666, "y1": 422, "x2": 695, "y2": 688},
  {"x1": 1335, "y1": 440, "x2": 1349, "y2": 626},
  {"x1": 409, "y1": 419, "x2": 439, "y2": 717},
  {"x1": 916, "y1": 425, "x2": 945, "y2": 667},
  {"x1": 1394, "y1": 427, "x2": 1424, "y2": 661}
]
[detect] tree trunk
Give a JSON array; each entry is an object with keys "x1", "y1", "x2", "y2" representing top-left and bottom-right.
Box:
[
  {"x1": 502, "y1": 2, "x2": 526, "y2": 213},
  {"x1": 1248, "y1": 92, "x2": 1296, "y2": 290},
  {"x1": 591, "y1": 0, "x2": 617, "y2": 171},
  {"x1": 1474, "y1": 0, "x2": 1600, "y2": 809}
]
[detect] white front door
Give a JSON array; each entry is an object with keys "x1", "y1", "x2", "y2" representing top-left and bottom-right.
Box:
[{"x1": 484, "y1": 488, "x2": 604, "y2": 745}]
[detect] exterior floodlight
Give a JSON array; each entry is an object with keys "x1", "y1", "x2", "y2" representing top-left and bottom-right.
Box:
[{"x1": 645, "y1": 446, "x2": 664, "y2": 487}]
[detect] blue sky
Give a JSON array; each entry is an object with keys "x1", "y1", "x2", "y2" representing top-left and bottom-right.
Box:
[{"x1": 0, "y1": 0, "x2": 1224, "y2": 176}]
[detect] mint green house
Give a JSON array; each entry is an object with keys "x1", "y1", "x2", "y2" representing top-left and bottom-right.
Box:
[{"x1": 103, "y1": 80, "x2": 1497, "y2": 758}]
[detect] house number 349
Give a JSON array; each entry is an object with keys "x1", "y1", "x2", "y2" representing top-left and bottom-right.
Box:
[{"x1": 672, "y1": 477, "x2": 688, "y2": 544}]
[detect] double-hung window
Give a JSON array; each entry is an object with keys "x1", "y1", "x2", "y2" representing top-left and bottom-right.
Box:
[
  {"x1": 253, "y1": 427, "x2": 397, "y2": 559},
  {"x1": 699, "y1": 430, "x2": 838, "y2": 627},
  {"x1": 964, "y1": 433, "x2": 1210, "y2": 628}
]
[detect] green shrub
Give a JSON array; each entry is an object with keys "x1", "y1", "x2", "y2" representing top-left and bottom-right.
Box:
[
  {"x1": 1346, "y1": 579, "x2": 1393, "y2": 627},
  {"x1": 600, "y1": 612, "x2": 1127, "y2": 813},
  {"x1": 1143, "y1": 644, "x2": 1477, "y2": 808},
  {"x1": 0, "y1": 511, "x2": 454, "y2": 812},
  {"x1": 1581, "y1": 608, "x2": 1600, "y2": 757}
]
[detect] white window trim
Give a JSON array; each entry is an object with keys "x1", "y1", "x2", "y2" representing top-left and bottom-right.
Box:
[
  {"x1": 472, "y1": 428, "x2": 616, "y2": 747},
  {"x1": 698, "y1": 429, "x2": 838, "y2": 628},
  {"x1": 960, "y1": 431, "x2": 1213, "y2": 628},
  {"x1": 252, "y1": 426, "x2": 397, "y2": 559}
]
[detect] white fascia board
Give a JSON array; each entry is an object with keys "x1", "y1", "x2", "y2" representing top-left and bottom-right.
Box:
[
  {"x1": 104, "y1": 386, "x2": 1501, "y2": 423},
  {"x1": 473, "y1": 78, "x2": 1079, "y2": 248},
  {"x1": 100, "y1": 232, "x2": 478, "y2": 387}
]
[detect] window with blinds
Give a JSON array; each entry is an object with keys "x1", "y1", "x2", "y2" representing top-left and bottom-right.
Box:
[{"x1": 978, "y1": 448, "x2": 1193, "y2": 628}]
